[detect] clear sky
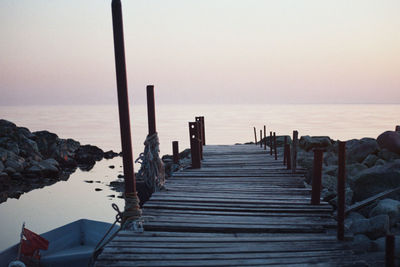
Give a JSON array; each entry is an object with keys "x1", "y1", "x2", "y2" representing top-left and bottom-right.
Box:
[{"x1": 0, "y1": 0, "x2": 399, "y2": 105}]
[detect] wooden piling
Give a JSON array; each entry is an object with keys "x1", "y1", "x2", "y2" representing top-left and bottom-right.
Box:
[
  {"x1": 269, "y1": 131, "x2": 273, "y2": 155},
  {"x1": 283, "y1": 136, "x2": 288, "y2": 165},
  {"x1": 396, "y1": 125, "x2": 400, "y2": 132},
  {"x1": 189, "y1": 122, "x2": 201, "y2": 169},
  {"x1": 200, "y1": 116, "x2": 205, "y2": 145},
  {"x1": 146, "y1": 85, "x2": 156, "y2": 135},
  {"x1": 111, "y1": 0, "x2": 140, "y2": 221},
  {"x1": 311, "y1": 148, "x2": 323, "y2": 205},
  {"x1": 292, "y1": 130, "x2": 298, "y2": 174},
  {"x1": 273, "y1": 132, "x2": 277, "y2": 160},
  {"x1": 385, "y1": 234, "x2": 395, "y2": 267},
  {"x1": 172, "y1": 141, "x2": 179, "y2": 165},
  {"x1": 260, "y1": 130, "x2": 262, "y2": 148},
  {"x1": 253, "y1": 127, "x2": 257, "y2": 145},
  {"x1": 263, "y1": 125, "x2": 267, "y2": 150},
  {"x1": 337, "y1": 141, "x2": 346, "y2": 240},
  {"x1": 195, "y1": 117, "x2": 204, "y2": 159},
  {"x1": 285, "y1": 144, "x2": 291, "y2": 170}
]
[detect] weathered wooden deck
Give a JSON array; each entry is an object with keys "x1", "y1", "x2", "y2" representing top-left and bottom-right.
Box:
[{"x1": 96, "y1": 144, "x2": 360, "y2": 266}]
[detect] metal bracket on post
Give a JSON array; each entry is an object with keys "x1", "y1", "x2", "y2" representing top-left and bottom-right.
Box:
[{"x1": 189, "y1": 122, "x2": 201, "y2": 169}]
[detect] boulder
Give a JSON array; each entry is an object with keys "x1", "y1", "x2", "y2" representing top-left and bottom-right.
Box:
[
  {"x1": 377, "y1": 131, "x2": 400, "y2": 155},
  {"x1": 330, "y1": 188, "x2": 353, "y2": 208},
  {"x1": 350, "y1": 214, "x2": 390, "y2": 240},
  {"x1": 374, "y1": 159, "x2": 386, "y2": 166},
  {"x1": 346, "y1": 163, "x2": 368, "y2": 186},
  {"x1": 362, "y1": 154, "x2": 378, "y2": 168},
  {"x1": 346, "y1": 138, "x2": 379, "y2": 164},
  {"x1": 75, "y1": 144, "x2": 103, "y2": 165},
  {"x1": 264, "y1": 135, "x2": 292, "y2": 147},
  {"x1": 39, "y1": 159, "x2": 60, "y2": 178},
  {"x1": 104, "y1": 150, "x2": 119, "y2": 159},
  {"x1": 0, "y1": 161, "x2": 4, "y2": 173},
  {"x1": 299, "y1": 136, "x2": 332, "y2": 151},
  {"x1": 378, "y1": 149, "x2": 400, "y2": 162},
  {"x1": 373, "y1": 235, "x2": 400, "y2": 254},
  {"x1": 324, "y1": 151, "x2": 337, "y2": 166},
  {"x1": 352, "y1": 160, "x2": 400, "y2": 202},
  {"x1": 5, "y1": 159, "x2": 24, "y2": 173},
  {"x1": 352, "y1": 234, "x2": 373, "y2": 252},
  {"x1": 0, "y1": 119, "x2": 17, "y2": 137},
  {"x1": 369, "y1": 198, "x2": 400, "y2": 226},
  {"x1": 4, "y1": 167, "x2": 16, "y2": 175},
  {"x1": 33, "y1": 130, "x2": 59, "y2": 157}
]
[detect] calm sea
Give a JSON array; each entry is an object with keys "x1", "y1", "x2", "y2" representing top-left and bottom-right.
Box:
[{"x1": 0, "y1": 104, "x2": 399, "y2": 250}]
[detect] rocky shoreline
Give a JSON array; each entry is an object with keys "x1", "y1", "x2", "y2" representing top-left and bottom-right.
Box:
[
  {"x1": 268, "y1": 129, "x2": 400, "y2": 256},
  {"x1": 0, "y1": 119, "x2": 120, "y2": 203}
]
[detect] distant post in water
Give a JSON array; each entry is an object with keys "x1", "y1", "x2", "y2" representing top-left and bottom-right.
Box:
[
  {"x1": 386, "y1": 234, "x2": 395, "y2": 267},
  {"x1": 253, "y1": 127, "x2": 257, "y2": 145},
  {"x1": 263, "y1": 125, "x2": 267, "y2": 150},
  {"x1": 172, "y1": 141, "x2": 179, "y2": 165},
  {"x1": 283, "y1": 136, "x2": 288, "y2": 165},
  {"x1": 111, "y1": 0, "x2": 141, "y2": 222},
  {"x1": 285, "y1": 144, "x2": 291, "y2": 170},
  {"x1": 260, "y1": 130, "x2": 262, "y2": 148},
  {"x1": 292, "y1": 130, "x2": 298, "y2": 174},
  {"x1": 273, "y1": 132, "x2": 277, "y2": 160},
  {"x1": 269, "y1": 131, "x2": 273, "y2": 155},
  {"x1": 189, "y1": 122, "x2": 201, "y2": 169},
  {"x1": 337, "y1": 141, "x2": 346, "y2": 240},
  {"x1": 311, "y1": 148, "x2": 323, "y2": 205}
]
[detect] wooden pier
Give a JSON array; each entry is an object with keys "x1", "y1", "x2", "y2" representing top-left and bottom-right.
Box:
[{"x1": 95, "y1": 144, "x2": 368, "y2": 266}]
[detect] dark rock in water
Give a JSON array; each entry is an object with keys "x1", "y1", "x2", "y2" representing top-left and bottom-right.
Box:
[
  {"x1": 104, "y1": 150, "x2": 119, "y2": 159},
  {"x1": 33, "y1": 130, "x2": 59, "y2": 158},
  {"x1": 352, "y1": 160, "x2": 400, "y2": 202},
  {"x1": 346, "y1": 138, "x2": 379, "y2": 164},
  {"x1": 95, "y1": 188, "x2": 102, "y2": 191},
  {"x1": 117, "y1": 174, "x2": 124, "y2": 178},
  {"x1": 75, "y1": 145, "x2": 104, "y2": 169},
  {"x1": 299, "y1": 136, "x2": 331, "y2": 151},
  {"x1": 377, "y1": 131, "x2": 400, "y2": 155},
  {"x1": 109, "y1": 165, "x2": 115, "y2": 169},
  {"x1": 84, "y1": 180, "x2": 94, "y2": 183}
]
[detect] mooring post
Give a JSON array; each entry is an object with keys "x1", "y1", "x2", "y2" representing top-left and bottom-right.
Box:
[
  {"x1": 253, "y1": 127, "x2": 257, "y2": 145},
  {"x1": 311, "y1": 148, "x2": 323, "y2": 205},
  {"x1": 263, "y1": 125, "x2": 267, "y2": 150},
  {"x1": 269, "y1": 131, "x2": 273, "y2": 155},
  {"x1": 283, "y1": 136, "x2": 288, "y2": 165},
  {"x1": 172, "y1": 141, "x2": 179, "y2": 165},
  {"x1": 200, "y1": 116, "x2": 205, "y2": 145},
  {"x1": 273, "y1": 132, "x2": 277, "y2": 160},
  {"x1": 189, "y1": 122, "x2": 201, "y2": 169},
  {"x1": 292, "y1": 130, "x2": 298, "y2": 174},
  {"x1": 285, "y1": 144, "x2": 291, "y2": 170},
  {"x1": 260, "y1": 130, "x2": 263, "y2": 148},
  {"x1": 146, "y1": 85, "x2": 156, "y2": 135},
  {"x1": 337, "y1": 141, "x2": 346, "y2": 240},
  {"x1": 195, "y1": 117, "x2": 203, "y2": 159},
  {"x1": 396, "y1": 125, "x2": 400, "y2": 132},
  {"x1": 386, "y1": 234, "x2": 395, "y2": 267},
  {"x1": 111, "y1": 0, "x2": 141, "y2": 222}
]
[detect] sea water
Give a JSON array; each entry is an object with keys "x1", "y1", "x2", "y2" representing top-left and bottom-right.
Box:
[{"x1": 0, "y1": 104, "x2": 399, "y2": 250}]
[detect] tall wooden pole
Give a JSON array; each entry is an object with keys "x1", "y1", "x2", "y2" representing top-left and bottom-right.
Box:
[
  {"x1": 146, "y1": 85, "x2": 156, "y2": 135},
  {"x1": 269, "y1": 131, "x2": 273, "y2": 155},
  {"x1": 111, "y1": 0, "x2": 141, "y2": 221},
  {"x1": 172, "y1": 141, "x2": 179, "y2": 165},
  {"x1": 273, "y1": 132, "x2": 277, "y2": 160},
  {"x1": 253, "y1": 127, "x2": 257, "y2": 145},
  {"x1": 263, "y1": 125, "x2": 266, "y2": 150},
  {"x1": 311, "y1": 148, "x2": 323, "y2": 205},
  {"x1": 260, "y1": 130, "x2": 262, "y2": 148}
]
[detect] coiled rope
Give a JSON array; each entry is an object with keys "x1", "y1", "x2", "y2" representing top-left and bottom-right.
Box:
[{"x1": 135, "y1": 133, "x2": 165, "y2": 192}]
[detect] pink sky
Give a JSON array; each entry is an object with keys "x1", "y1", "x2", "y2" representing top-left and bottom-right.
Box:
[{"x1": 0, "y1": 0, "x2": 399, "y2": 105}]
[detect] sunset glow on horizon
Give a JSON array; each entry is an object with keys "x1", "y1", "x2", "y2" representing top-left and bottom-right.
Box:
[{"x1": 0, "y1": 0, "x2": 399, "y2": 105}]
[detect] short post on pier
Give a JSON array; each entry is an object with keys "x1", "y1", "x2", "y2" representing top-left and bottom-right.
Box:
[
  {"x1": 291, "y1": 130, "x2": 298, "y2": 174},
  {"x1": 385, "y1": 234, "x2": 395, "y2": 267},
  {"x1": 195, "y1": 117, "x2": 204, "y2": 159},
  {"x1": 172, "y1": 141, "x2": 179, "y2": 165},
  {"x1": 200, "y1": 116, "x2": 205, "y2": 145},
  {"x1": 269, "y1": 131, "x2": 273, "y2": 155},
  {"x1": 273, "y1": 132, "x2": 277, "y2": 160},
  {"x1": 285, "y1": 144, "x2": 291, "y2": 170},
  {"x1": 337, "y1": 141, "x2": 346, "y2": 240},
  {"x1": 260, "y1": 130, "x2": 262, "y2": 148},
  {"x1": 263, "y1": 125, "x2": 267, "y2": 150},
  {"x1": 253, "y1": 127, "x2": 257, "y2": 145},
  {"x1": 283, "y1": 136, "x2": 288, "y2": 165},
  {"x1": 311, "y1": 148, "x2": 323, "y2": 205},
  {"x1": 189, "y1": 122, "x2": 201, "y2": 169}
]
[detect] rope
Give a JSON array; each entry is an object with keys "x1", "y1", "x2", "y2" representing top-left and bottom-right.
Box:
[
  {"x1": 135, "y1": 132, "x2": 165, "y2": 192},
  {"x1": 122, "y1": 192, "x2": 142, "y2": 225}
]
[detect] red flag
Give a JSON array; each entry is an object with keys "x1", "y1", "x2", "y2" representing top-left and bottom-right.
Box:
[{"x1": 20, "y1": 228, "x2": 49, "y2": 260}]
